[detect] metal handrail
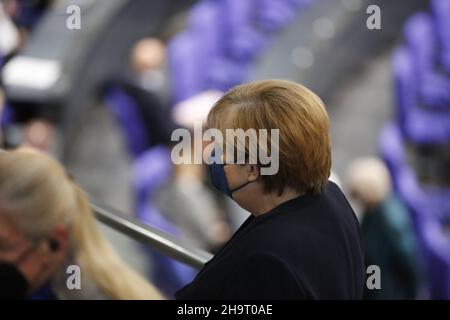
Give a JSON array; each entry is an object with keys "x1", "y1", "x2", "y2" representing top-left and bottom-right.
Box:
[
  {"x1": 0, "y1": 148, "x2": 213, "y2": 269},
  {"x1": 90, "y1": 198, "x2": 213, "y2": 269}
]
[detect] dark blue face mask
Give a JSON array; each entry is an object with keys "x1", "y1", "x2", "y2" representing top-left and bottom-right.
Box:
[{"x1": 208, "y1": 152, "x2": 251, "y2": 198}]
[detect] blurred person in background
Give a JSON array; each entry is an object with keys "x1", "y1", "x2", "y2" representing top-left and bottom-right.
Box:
[
  {"x1": 176, "y1": 79, "x2": 365, "y2": 300},
  {"x1": 346, "y1": 157, "x2": 422, "y2": 300},
  {"x1": 1, "y1": 98, "x2": 57, "y2": 151},
  {"x1": 106, "y1": 38, "x2": 232, "y2": 251},
  {"x1": 156, "y1": 90, "x2": 233, "y2": 252},
  {"x1": 1, "y1": 0, "x2": 56, "y2": 151},
  {"x1": 105, "y1": 37, "x2": 176, "y2": 148},
  {"x1": 130, "y1": 37, "x2": 168, "y2": 100},
  {"x1": 0, "y1": 148, "x2": 163, "y2": 300},
  {"x1": 0, "y1": 0, "x2": 19, "y2": 61},
  {"x1": 2, "y1": 0, "x2": 53, "y2": 46}
]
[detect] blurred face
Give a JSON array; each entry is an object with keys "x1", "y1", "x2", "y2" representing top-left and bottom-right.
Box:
[
  {"x1": 0, "y1": 213, "x2": 30, "y2": 263},
  {"x1": 0, "y1": 212, "x2": 69, "y2": 294},
  {"x1": 131, "y1": 38, "x2": 166, "y2": 73}
]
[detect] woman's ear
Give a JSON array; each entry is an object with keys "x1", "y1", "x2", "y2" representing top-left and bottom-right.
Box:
[
  {"x1": 48, "y1": 225, "x2": 69, "y2": 257},
  {"x1": 246, "y1": 164, "x2": 260, "y2": 182}
]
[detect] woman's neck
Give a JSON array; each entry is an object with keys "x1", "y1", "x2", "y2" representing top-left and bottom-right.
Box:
[{"x1": 252, "y1": 188, "x2": 302, "y2": 217}]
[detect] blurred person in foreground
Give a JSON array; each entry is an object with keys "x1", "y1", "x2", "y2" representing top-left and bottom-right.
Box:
[
  {"x1": 0, "y1": 148, "x2": 163, "y2": 300},
  {"x1": 176, "y1": 79, "x2": 365, "y2": 300},
  {"x1": 346, "y1": 157, "x2": 422, "y2": 300},
  {"x1": 0, "y1": 88, "x2": 4, "y2": 145}
]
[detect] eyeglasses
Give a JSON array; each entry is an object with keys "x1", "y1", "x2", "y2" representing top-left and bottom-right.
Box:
[{"x1": 0, "y1": 236, "x2": 39, "y2": 260}]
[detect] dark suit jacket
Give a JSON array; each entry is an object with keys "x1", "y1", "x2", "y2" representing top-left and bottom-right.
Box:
[{"x1": 176, "y1": 181, "x2": 365, "y2": 300}]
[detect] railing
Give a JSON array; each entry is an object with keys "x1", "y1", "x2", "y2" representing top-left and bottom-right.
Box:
[
  {"x1": 0, "y1": 148, "x2": 213, "y2": 269},
  {"x1": 91, "y1": 198, "x2": 213, "y2": 269}
]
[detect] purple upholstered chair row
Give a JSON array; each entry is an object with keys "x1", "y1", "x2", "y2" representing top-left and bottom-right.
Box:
[
  {"x1": 219, "y1": 0, "x2": 266, "y2": 62},
  {"x1": 404, "y1": 13, "x2": 450, "y2": 110},
  {"x1": 431, "y1": 0, "x2": 450, "y2": 73},
  {"x1": 392, "y1": 47, "x2": 450, "y2": 144},
  {"x1": 397, "y1": 166, "x2": 450, "y2": 299},
  {"x1": 380, "y1": 124, "x2": 450, "y2": 299},
  {"x1": 207, "y1": 55, "x2": 250, "y2": 92},
  {"x1": 168, "y1": 0, "x2": 310, "y2": 103},
  {"x1": 258, "y1": 0, "x2": 311, "y2": 33},
  {"x1": 168, "y1": 31, "x2": 207, "y2": 103},
  {"x1": 187, "y1": 0, "x2": 223, "y2": 53},
  {"x1": 379, "y1": 123, "x2": 405, "y2": 190}
]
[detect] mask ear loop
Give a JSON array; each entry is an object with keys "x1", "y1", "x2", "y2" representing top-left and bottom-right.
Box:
[
  {"x1": 13, "y1": 238, "x2": 41, "y2": 266},
  {"x1": 229, "y1": 181, "x2": 251, "y2": 194},
  {"x1": 226, "y1": 163, "x2": 260, "y2": 195}
]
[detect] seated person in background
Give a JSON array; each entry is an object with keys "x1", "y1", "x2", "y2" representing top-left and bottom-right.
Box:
[
  {"x1": 346, "y1": 157, "x2": 422, "y2": 300},
  {"x1": 0, "y1": 148, "x2": 163, "y2": 300},
  {"x1": 106, "y1": 37, "x2": 177, "y2": 148},
  {"x1": 130, "y1": 37, "x2": 168, "y2": 99},
  {"x1": 157, "y1": 90, "x2": 234, "y2": 252}
]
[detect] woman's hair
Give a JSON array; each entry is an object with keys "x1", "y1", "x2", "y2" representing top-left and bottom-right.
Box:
[
  {"x1": 0, "y1": 148, "x2": 162, "y2": 300},
  {"x1": 207, "y1": 79, "x2": 331, "y2": 195}
]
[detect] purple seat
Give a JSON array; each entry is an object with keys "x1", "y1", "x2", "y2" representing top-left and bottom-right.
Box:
[
  {"x1": 104, "y1": 86, "x2": 149, "y2": 158},
  {"x1": 286, "y1": 0, "x2": 312, "y2": 7},
  {"x1": 392, "y1": 47, "x2": 450, "y2": 144},
  {"x1": 382, "y1": 127, "x2": 450, "y2": 299},
  {"x1": 207, "y1": 56, "x2": 250, "y2": 91},
  {"x1": 132, "y1": 146, "x2": 173, "y2": 207},
  {"x1": 404, "y1": 13, "x2": 450, "y2": 110},
  {"x1": 397, "y1": 168, "x2": 450, "y2": 299},
  {"x1": 168, "y1": 31, "x2": 206, "y2": 103},
  {"x1": 258, "y1": 0, "x2": 310, "y2": 33},
  {"x1": 0, "y1": 103, "x2": 15, "y2": 130},
  {"x1": 187, "y1": 1, "x2": 229, "y2": 92},
  {"x1": 404, "y1": 107, "x2": 450, "y2": 144},
  {"x1": 431, "y1": 0, "x2": 450, "y2": 73},
  {"x1": 188, "y1": 0, "x2": 223, "y2": 51},
  {"x1": 220, "y1": 0, "x2": 268, "y2": 62},
  {"x1": 168, "y1": 0, "x2": 311, "y2": 102},
  {"x1": 392, "y1": 47, "x2": 416, "y2": 131},
  {"x1": 379, "y1": 123, "x2": 406, "y2": 190}
]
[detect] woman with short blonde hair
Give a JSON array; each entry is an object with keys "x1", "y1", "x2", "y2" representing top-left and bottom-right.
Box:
[
  {"x1": 0, "y1": 148, "x2": 162, "y2": 300},
  {"x1": 207, "y1": 79, "x2": 332, "y2": 195},
  {"x1": 176, "y1": 79, "x2": 364, "y2": 300}
]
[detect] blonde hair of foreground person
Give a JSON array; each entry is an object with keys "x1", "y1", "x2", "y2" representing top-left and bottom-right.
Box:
[{"x1": 0, "y1": 148, "x2": 163, "y2": 300}]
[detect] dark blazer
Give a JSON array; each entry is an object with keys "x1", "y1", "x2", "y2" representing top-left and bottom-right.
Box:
[
  {"x1": 176, "y1": 181, "x2": 365, "y2": 300},
  {"x1": 0, "y1": 263, "x2": 28, "y2": 300}
]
